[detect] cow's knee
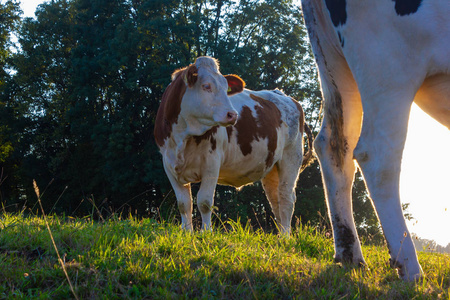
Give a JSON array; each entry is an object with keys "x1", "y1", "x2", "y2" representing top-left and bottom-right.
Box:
[
  {"x1": 178, "y1": 202, "x2": 187, "y2": 214},
  {"x1": 198, "y1": 199, "x2": 212, "y2": 215},
  {"x1": 313, "y1": 131, "x2": 329, "y2": 158},
  {"x1": 197, "y1": 197, "x2": 214, "y2": 231},
  {"x1": 278, "y1": 192, "x2": 295, "y2": 234},
  {"x1": 353, "y1": 139, "x2": 372, "y2": 166},
  {"x1": 354, "y1": 137, "x2": 402, "y2": 192}
]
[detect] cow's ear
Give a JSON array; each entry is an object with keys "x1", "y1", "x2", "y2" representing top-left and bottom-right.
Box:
[
  {"x1": 183, "y1": 64, "x2": 198, "y2": 87},
  {"x1": 225, "y1": 74, "x2": 245, "y2": 95}
]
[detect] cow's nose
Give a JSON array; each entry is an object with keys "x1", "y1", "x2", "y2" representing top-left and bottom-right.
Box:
[{"x1": 226, "y1": 111, "x2": 238, "y2": 124}]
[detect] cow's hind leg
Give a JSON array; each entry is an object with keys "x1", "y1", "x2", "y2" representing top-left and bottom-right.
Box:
[
  {"x1": 275, "y1": 144, "x2": 303, "y2": 235},
  {"x1": 261, "y1": 166, "x2": 282, "y2": 230},
  {"x1": 314, "y1": 94, "x2": 365, "y2": 266},
  {"x1": 354, "y1": 90, "x2": 422, "y2": 281}
]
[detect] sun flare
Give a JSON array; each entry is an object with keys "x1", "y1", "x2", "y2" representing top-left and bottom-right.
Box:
[{"x1": 401, "y1": 104, "x2": 450, "y2": 247}]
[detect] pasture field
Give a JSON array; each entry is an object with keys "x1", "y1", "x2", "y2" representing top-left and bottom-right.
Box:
[{"x1": 0, "y1": 213, "x2": 449, "y2": 299}]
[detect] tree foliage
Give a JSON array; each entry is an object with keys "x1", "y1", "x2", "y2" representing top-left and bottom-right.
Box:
[{"x1": 0, "y1": 0, "x2": 391, "y2": 239}]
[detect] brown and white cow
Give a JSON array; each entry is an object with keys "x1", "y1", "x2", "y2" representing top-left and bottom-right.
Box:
[
  {"x1": 154, "y1": 56, "x2": 314, "y2": 234},
  {"x1": 301, "y1": 0, "x2": 449, "y2": 280}
]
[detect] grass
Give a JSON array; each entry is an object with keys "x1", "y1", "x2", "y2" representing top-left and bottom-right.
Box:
[{"x1": 0, "y1": 213, "x2": 449, "y2": 299}]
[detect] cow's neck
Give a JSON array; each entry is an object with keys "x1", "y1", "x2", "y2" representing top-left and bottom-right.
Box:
[{"x1": 173, "y1": 114, "x2": 212, "y2": 142}]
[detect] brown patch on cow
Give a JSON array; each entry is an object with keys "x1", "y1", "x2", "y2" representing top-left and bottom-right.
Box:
[
  {"x1": 193, "y1": 126, "x2": 218, "y2": 151},
  {"x1": 326, "y1": 91, "x2": 347, "y2": 168},
  {"x1": 354, "y1": 151, "x2": 369, "y2": 163},
  {"x1": 234, "y1": 94, "x2": 282, "y2": 168},
  {"x1": 333, "y1": 214, "x2": 356, "y2": 264},
  {"x1": 301, "y1": 2, "x2": 347, "y2": 168},
  {"x1": 198, "y1": 202, "x2": 211, "y2": 214},
  {"x1": 175, "y1": 63, "x2": 198, "y2": 88},
  {"x1": 154, "y1": 64, "x2": 198, "y2": 147},
  {"x1": 234, "y1": 106, "x2": 256, "y2": 156},
  {"x1": 178, "y1": 202, "x2": 186, "y2": 214}
]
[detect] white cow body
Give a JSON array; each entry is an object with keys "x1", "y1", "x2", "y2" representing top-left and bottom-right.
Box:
[
  {"x1": 301, "y1": 0, "x2": 449, "y2": 280},
  {"x1": 155, "y1": 57, "x2": 313, "y2": 234}
]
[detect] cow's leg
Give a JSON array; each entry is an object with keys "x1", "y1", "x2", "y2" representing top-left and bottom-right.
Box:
[
  {"x1": 197, "y1": 175, "x2": 219, "y2": 231},
  {"x1": 314, "y1": 95, "x2": 364, "y2": 265},
  {"x1": 165, "y1": 171, "x2": 193, "y2": 230},
  {"x1": 261, "y1": 166, "x2": 282, "y2": 229},
  {"x1": 276, "y1": 145, "x2": 304, "y2": 235},
  {"x1": 302, "y1": 0, "x2": 367, "y2": 264},
  {"x1": 354, "y1": 90, "x2": 422, "y2": 281}
]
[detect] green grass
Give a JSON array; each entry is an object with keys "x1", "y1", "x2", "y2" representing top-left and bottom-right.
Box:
[{"x1": 0, "y1": 213, "x2": 449, "y2": 299}]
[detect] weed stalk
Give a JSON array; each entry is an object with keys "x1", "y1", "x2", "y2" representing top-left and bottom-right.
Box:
[{"x1": 33, "y1": 179, "x2": 79, "y2": 300}]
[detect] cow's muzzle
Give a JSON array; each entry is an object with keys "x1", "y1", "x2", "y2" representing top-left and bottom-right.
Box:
[{"x1": 224, "y1": 111, "x2": 238, "y2": 126}]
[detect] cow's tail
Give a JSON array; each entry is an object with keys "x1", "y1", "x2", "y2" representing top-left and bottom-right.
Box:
[{"x1": 301, "y1": 122, "x2": 315, "y2": 173}]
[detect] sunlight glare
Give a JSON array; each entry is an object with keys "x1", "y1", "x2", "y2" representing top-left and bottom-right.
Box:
[{"x1": 401, "y1": 104, "x2": 450, "y2": 247}]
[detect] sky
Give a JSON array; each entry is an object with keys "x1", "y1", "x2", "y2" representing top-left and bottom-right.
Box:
[
  {"x1": 20, "y1": 0, "x2": 42, "y2": 17},
  {"x1": 402, "y1": 105, "x2": 450, "y2": 246},
  {"x1": 18, "y1": 1, "x2": 450, "y2": 246}
]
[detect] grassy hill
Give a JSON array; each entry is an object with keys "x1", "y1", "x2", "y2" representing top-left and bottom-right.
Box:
[{"x1": 0, "y1": 213, "x2": 449, "y2": 299}]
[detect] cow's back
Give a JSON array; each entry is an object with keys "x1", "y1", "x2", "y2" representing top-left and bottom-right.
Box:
[{"x1": 219, "y1": 89, "x2": 304, "y2": 187}]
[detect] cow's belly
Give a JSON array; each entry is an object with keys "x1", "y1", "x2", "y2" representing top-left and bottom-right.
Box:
[
  {"x1": 414, "y1": 73, "x2": 450, "y2": 129},
  {"x1": 218, "y1": 139, "x2": 283, "y2": 188},
  {"x1": 218, "y1": 162, "x2": 268, "y2": 187}
]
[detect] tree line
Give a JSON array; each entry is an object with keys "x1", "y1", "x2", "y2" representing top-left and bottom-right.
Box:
[
  {"x1": 1, "y1": 0, "x2": 385, "y2": 241},
  {"x1": 412, "y1": 234, "x2": 450, "y2": 254}
]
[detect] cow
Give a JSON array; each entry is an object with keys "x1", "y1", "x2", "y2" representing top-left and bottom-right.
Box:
[
  {"x1": 300, "y1": 0, "x2": 450, "y2": 281},
  {"x1": 154, "y1": 56, "x2": 314, "y2": 235}
]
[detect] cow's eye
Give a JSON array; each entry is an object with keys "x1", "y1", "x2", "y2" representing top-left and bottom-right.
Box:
[{"x1": 202, "y1": 84, "x2": 212, "y2": 92}]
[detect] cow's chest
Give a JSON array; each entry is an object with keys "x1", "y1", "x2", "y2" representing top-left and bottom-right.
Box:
[{"x1": 162, "y1": 135, "x2": 224, "y2": 185}]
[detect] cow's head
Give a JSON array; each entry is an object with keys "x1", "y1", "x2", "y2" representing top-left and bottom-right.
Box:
[
  {"x1": 176, "y1": 56, "x2": 244, "y2": 129},
  {"x1": 155, "y1": 57, "x2": 245, "y2": 147}
]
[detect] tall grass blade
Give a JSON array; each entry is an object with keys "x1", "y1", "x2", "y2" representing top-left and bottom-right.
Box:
[{"x1": 33, "y1": 179, "x2": 79, "y2": 300}]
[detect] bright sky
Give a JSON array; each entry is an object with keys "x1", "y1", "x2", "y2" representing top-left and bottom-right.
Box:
[
  {"x1": 402, "y1": 105, "x2": 450, "y2": 246},
  {"x1": 20, "y1": 0, "x2": 42, "y2": 17},
  {"x1": 19, "y1": 1, "x2": 450, "y2": 246}
]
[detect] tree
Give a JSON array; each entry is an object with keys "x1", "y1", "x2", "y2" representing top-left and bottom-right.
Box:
[
  {"x1": 0, "y1": 0, "x2": 22, "y2": 207},
  {"x1": 0, "y1": 0, "x2": 21, "y2": 79}
]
